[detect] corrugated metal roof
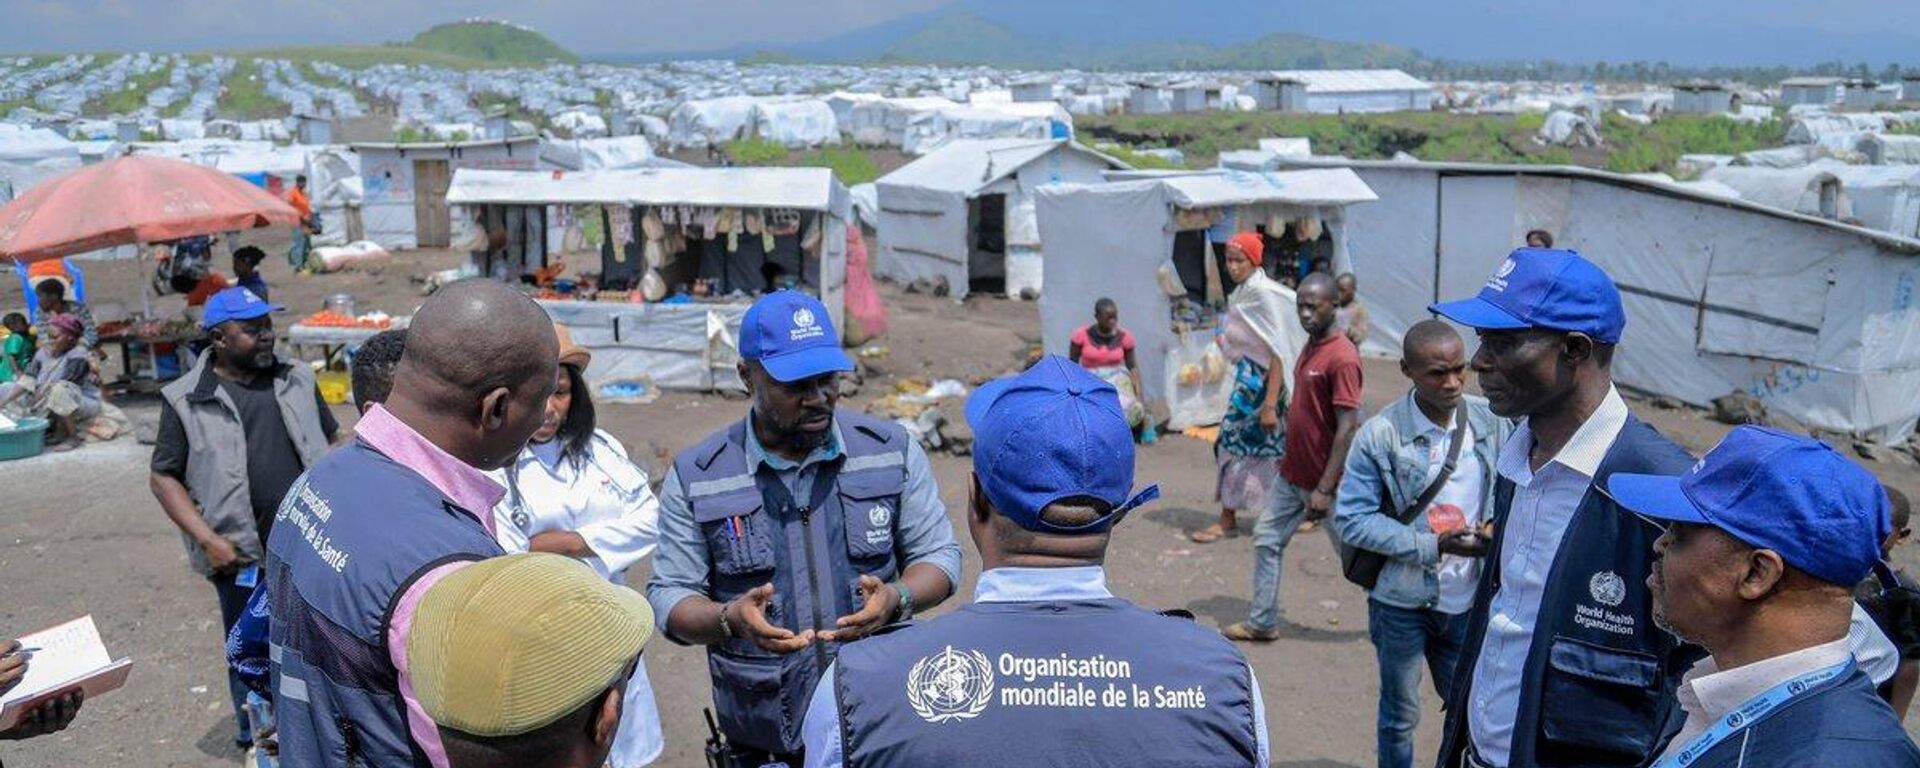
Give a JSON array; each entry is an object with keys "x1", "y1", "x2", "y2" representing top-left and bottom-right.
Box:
[{"x1": 1263, "y1": 69, "x2": 1431, "y2": 94}]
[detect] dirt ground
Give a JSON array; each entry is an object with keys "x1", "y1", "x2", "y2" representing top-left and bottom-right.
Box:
[{"x1": 3, "y1": 242, "x2": 1918, "y2": 767}]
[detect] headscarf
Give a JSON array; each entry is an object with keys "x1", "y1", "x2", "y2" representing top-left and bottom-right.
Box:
[
  {"x1": 49, "y1": 313, "x2": 83, "y2": 340},
  {"x1": 1227, "y1": 269, "x2": 1309, "y2": 395},
  {"x1": 1228, "y1": 232, "x2": 1265, "y2": 267}
]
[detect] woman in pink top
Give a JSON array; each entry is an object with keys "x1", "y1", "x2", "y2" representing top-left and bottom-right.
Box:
[{"x1": 1068, "y1": 297, "x2": 1148, "y2": 435}]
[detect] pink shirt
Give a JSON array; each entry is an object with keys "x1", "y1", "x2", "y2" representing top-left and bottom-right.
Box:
[
  {"x1": 1071, "y1": 324, "x2": 1134, "y2": 369},
  {"x1": 355, "y1": 405, "x2": 504, "y2": 768}
]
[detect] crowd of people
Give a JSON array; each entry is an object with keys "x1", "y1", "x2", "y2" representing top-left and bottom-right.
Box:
[{"x1": 4, "y1": 237, "x2": 1920, "y2": 768}]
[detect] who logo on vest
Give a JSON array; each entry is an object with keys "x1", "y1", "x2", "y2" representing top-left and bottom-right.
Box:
[{"x1": 905, "y1": 646, "x2": 994, "y2": 723}]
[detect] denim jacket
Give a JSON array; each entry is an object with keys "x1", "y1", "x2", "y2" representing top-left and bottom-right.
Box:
[{"x1": 1331, "y1": 393, "x2": 1509, "y2": 610}]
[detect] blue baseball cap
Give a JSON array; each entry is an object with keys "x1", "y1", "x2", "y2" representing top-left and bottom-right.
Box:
[
  {"x1": 738, "y1": 290, "x2": 853, "y2": 383},
  {"x1": 1429, "y1": 248, "x2": 1625, "y2": 344},
  {"x1": 1608, "y1": 426, "x2": 1893, "y2": 587},
  {"x1": 202, "y1": 286, "x2": 282, "y2": 330},
  {"x1": 964, "y1": 356, "x2": 1160, "y2": 535}
]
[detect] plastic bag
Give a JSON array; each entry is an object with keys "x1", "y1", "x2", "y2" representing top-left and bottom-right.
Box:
[
  {"x1": 640, "y1": 269, "x2": 667, "y2": 302},
  {"x1": 1156, "y1": 259, "x2": 1187, "y2": 298}
]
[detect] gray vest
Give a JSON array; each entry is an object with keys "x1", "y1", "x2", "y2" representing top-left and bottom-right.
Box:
[
  {"x1": 834, "y1": 598, "x2": 1262, "y2": 767},
  {"x1": 672, "y1": 411, "x2": 909, "y2": 754},
  {"x1": 160, "y1": 351, "x2": 330, "y2": 576}
]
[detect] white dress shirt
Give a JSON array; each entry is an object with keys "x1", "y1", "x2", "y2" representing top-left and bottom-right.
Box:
[
  {"x1": 800, "y1": 566, "x2": 1272, "y2": 768},
  {"x1": 492, "y1": 430, "x2": 665, "y2": 768},
  {"x1": 1468, "y1": 386, "x2": 1631, "y2": 767},
  {"x1": 1655, "y1": 638, "x2": 1853, "y2": 764},
  {"x1": 1413, "y1": 401, "x2": 1488, "y2": 615}
]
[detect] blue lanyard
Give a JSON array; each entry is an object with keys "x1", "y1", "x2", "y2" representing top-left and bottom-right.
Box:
[{"x1": 1652, "y1": 658, "x2": 1854, "y2": 768}]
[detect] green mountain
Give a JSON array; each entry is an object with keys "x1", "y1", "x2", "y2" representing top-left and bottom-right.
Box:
[{"x1": 409, "y1": 20, "x2": 577, "y2": 65}]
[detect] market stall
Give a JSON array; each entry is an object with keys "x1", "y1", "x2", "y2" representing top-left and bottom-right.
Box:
[
  {"x1": 1034, "y1": 168, "x2": 1378, "y2": 429},
  {"x1": 445, "y1": 166, "x2": 852, "y2": 393}
]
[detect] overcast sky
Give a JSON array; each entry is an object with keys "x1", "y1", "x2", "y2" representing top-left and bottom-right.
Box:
[
  {"x1": 0, "y1": 0, "x2": 947, "y2": 53},
  {"x1": 2, "y1": 0, "x2": 1916, "y2": 65}
]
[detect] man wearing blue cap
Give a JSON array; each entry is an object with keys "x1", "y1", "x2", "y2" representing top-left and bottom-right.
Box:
[
  {"x1": 1426, "y1": 248, "x2": 1698, "y2": 768},
  {"x1": 1609, "y1": 426, "x2": 1920, "y2": 767},
  {"x1": 151, "y1": 286, "x2": 338, "y2": 749},
  {"x1": 799, "y1": 355, "x2": 1268, "y2": 767},
  {"x1": 648, "y1": 290, "x2": 961, "y2": 767}
]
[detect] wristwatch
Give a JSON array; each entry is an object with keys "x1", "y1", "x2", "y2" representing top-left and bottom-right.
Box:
[{"x1": 889, "y1": 582, "x2": 915, "y2": 623}]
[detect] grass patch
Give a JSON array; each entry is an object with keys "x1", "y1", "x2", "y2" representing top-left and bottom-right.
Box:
[
  {"x1": 85, "y1": 64, "x2": 174, "y2": 116},
  {"x1": 724, "y1": 137, "x2": 789, "y2": 166},
  {"x1": 1078, "y1": 111, "x2": 1786, "y2": 175},
  {"x1": 792, "y1": 147, "x2": 881, "y2": 184},
  {"x1": 1093, "y1": 143, "x2": 1185, "y2": 170},
  {"x1": 218, "y1": 59, "x2": 287, "y2": 120}
]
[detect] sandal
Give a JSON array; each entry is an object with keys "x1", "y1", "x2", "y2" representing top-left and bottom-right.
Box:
[
  {"x1": 48, "y1": 438, "x2": 84, "y2": 453},
  {"x1": 1190, "y1": 523, "x2": 1236, "y2": 544}
]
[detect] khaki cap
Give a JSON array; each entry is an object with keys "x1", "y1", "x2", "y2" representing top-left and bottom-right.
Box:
[
  {"x1": 554, "y1": 322, "x2": 591, "y2": 370},
  {"x1": 407, "y1": 553, "x2": 653, "y2": 737}
]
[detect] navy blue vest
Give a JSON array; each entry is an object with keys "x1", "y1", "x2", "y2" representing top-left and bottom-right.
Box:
[
  {"x1": 833, "y1": 598, "x2": 1260, "y2": 767},
  {"x1": 1652, "y1": 669, "x2": 1920, "y2": 768},
  {"x1": 265, "y1": 440, "x2": 504, "y2": 767},
  {"x1": 673, "y1": 412, "x2": 909, "y2": 754},
  {"x1": 1439, "y1": 416, "x2": 1706, "y2": 768}
]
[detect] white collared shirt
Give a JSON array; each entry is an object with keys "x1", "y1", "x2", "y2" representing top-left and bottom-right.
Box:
[
  {"x1": 1656, "y1": 638, "x2": 1853, "y2": 763},
  {"x1": 1412, "y1": 399, "x2": 1487, "y2": 615},
  {"x1": 1468, "y1": 386, "x2": 1631, "y2": 767}
]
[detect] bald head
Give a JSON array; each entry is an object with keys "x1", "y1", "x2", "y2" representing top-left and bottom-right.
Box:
[{"x1": 387, "y1": 279, "x2": 560, "y2": 470}]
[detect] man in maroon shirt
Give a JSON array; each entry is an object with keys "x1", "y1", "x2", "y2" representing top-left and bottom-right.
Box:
[{"x1": 1228, "y1": 273, "x2": 1364, "y2": 642}]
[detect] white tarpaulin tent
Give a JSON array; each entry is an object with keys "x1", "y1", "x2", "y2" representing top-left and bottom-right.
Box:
[
  {"x1": 1702, "y1": 164, "x2": 1852, "y2": 220},
  {"x1": 447, "y1": 166, "x2": 853, "y2": 393},
  {"x1": 0, "y1": 126, "x2": 80, "y2": 202},
  {"x1": 539, "y1": 135, "x2": 669, "y2": 172},
  {"x1": 666, "y1": 96, "x2": 756, "y2": 150},
  {"x1": 750, "y1": 99, "x2": 840, "y2": 149},
  {"x1": 1034, "y1": 168, "x2": 1378, "y2": 429},
  {"x1": 873, "y1": 138, "x2": 1128, "y2": 299},
  {"x1": 1273, "y1": 157, "x2": 1920, "y2": 441}
]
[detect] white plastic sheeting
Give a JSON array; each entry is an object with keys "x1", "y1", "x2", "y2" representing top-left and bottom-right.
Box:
[
  {"x1": 1033, "y1": 168, "x2": 1377, "y2": 428},
  {"x1": 1786, "y1": 113, "x2": 1888, "y2": 145},
  {"x1": 1537, "y1": 111, "x2": 1601, "y2": 147},
  {"x1": 540, "y1": 135, "x2": 666, "y2": 172},
  {"x1": 750, "y1": 100, "x2": 840, "y2": 149},
  {"x1": 872, "y1": 139, "x2": 1125, "y2": 298},
  {"x1": 0, "y1": 126, "x2": 81, "y2": 202},
  {"x1": 1277, "y1": 157, "x2": 1920, "y2": 441},
  {"x1": 538, "y1": 300, "x2": 749, "y2": 392},
  {"x1": 1702, "y1": 165, "x2": 1852, "y2": 220},
  {"x1": 448, "y1": 166, "x2": 847, "y2": 212},
  {"x1": 353, "y1": 138, "x2": 545, "y2": 250},
  {"x1": 1863, "y1": 134, "x2": 1920, "y2": 166},
  {"x1": 666, "y1": 96, "x2": 757, "y2": 150}
]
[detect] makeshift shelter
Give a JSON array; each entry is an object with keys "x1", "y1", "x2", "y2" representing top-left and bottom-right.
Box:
[
  {"x1": 1786, "y1": 113, "x2": 1886, "y2": 145},
  {"x1": 1701, "y1": 165, "x2": 1852, "y2": 220},
  {"x1": 1812, "y1": 161, "x2": 1920, "y2": 238},
  {"x1": 308, "y1": 148, "x2": 363, "y2": 246},
  {"x1": 1780, "y1": 77, "x2": 1841, "y2": 107},
  {"x1": 1260, "y1": 70, "x2": 1434, "y2": 114},
  {"x1": 874, "y1": 139, "x2": 1128, "y2": 299},
  {"x1": 841, "y1": 96, "x2": 958, "y2": 147},
  {"x1": 666, "y1": 96, "x2": 757, "y2": 150},
  {"x1": 1034, "y1": 168, "x2": 1379, "y2": 429},
  {"x1": 539, "y1": 135, "x2": 667, "y2": 171},
  {"x1": 129, "y1": 140, "x2": 315, "y2": 194},
  {"x1": 1863, "y1": 134, "x2": 1920, "y2": 166},
  {"x1": 749, "y1": 99, "x2": 839, "y2": 149},
  {"x1": 445, "y1": 166, "x2": 852, "y2": 393},
  {"x1": 0, "y1": 126, "x2": 80, "y2": 202},
  {"x1": 1673, "y1": 83, "x2": 1736, "y2": 114},
  {"x1": 1537, "y1": 111, "x2": 1602, "y2": 147},
  {"x1": 350, "y1": 137, "x2": 542, "y2": 250},
  {"x1": 1268, "y1": 156, "x2": 1920, "y2": 441}
]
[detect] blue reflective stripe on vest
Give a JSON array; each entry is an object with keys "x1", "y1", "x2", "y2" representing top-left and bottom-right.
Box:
[
  {"x1": 674, "y1": 412, "x2": 909, "y2": 754},
  {"x1": 834, "y1": 599, "x2": 1261, "y2": 767},
  {"x1": 265, "y1": 441, "x2": 502, "y2": 767}
]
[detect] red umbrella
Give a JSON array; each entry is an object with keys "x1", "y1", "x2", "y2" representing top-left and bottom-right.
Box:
[{"x1": 0, "y1": 154, "x2": 302, "y2": 264}]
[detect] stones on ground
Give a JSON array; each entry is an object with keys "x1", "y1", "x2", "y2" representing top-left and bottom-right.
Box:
[
  {"x1": 1855, "y1": 440, "x2": 1917, "y2": 467},
  {"x1": 1649, "y1": 395, "x2": 1684, "y2": 410},
  {"x1": 1709, "y1": 391, "x2": 1768, "y2": 426}
]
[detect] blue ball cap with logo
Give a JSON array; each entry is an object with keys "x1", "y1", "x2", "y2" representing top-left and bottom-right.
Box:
[
  {"x1": 1607, "y1": 425, "x2": 1893, "y2": 586},
  {"x1": 964, "y1": 355, "x2": 1160, "y2": 534},
  {"x1": 738, "y1": 290, "x2": 853, "y2": 383},
  {"x1": 201, "y1": 286, "x2": 282, "y2": 331},
  {"x1": 1429, "y1": 248, "x2": 1625, "y2": 344}
]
